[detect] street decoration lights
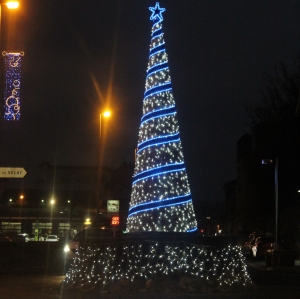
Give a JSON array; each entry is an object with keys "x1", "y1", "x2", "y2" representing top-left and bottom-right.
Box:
[{"x1": 3, "y1": 51, "x2": 24, "y2": 120}]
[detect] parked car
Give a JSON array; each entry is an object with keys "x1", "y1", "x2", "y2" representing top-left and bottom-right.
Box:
[
  {"x1": 45, "y1": 235, "x2": 59, "y2": 242},
  {"x1": 0, "y1": 234, "x2": 12, "y2": 242},
  {"x1": 16, "y1": 233, "x2": 30, "y2": 242},
  {"x1": 243, "y1": 233, "x2": 278, "y2": 257},
  {"x1": 28, "y1": 233, "x2": 35, "y2": 241},
  {"x1": 255, "y1": 235, "x2": 280, "y2": 257},
  {"x1": 64, "y1": 227, "x2": 122, "y2": 260}
]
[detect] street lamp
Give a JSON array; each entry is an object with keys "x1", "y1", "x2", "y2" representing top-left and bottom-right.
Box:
[
  {"x1": 50, "y1": 198, "x2": 55, "y2": 234},
  {"x1": 262, "y1": 157, "x2": 278, "y2": 251},
  {"x1": 100, "y1": 111, "x2": 111, "y2": 140},
  {"x1": 96, "y1": 111, "x2": 111, "y2": 222},
  {"x1": 5, "y1": 1, "x2": 19, "y2": 9},
  {"x1": 0, "y1": 1, "x2": 19, "y2": 49}
]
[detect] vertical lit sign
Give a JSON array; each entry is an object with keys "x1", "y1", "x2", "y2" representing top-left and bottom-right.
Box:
[
  {"x1": 111, "y1": 216, "x2": 120, "y2": 226},
  {"x1": 3, "y1": 51, "x2": 24, "y2": 121}
]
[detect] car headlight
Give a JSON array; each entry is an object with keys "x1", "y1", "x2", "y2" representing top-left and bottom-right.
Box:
[{"x1": 64, "y1": 244, "x2": 70, "y2": 253}]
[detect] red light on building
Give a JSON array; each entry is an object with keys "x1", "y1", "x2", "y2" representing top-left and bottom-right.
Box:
[{"x1": 111, "y1": 216, "x2": 120, "y2": 226}]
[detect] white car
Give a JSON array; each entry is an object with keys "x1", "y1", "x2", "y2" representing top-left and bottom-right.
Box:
[{"x1": 45, "y1": 235, "x2": 59, "y2": 242}]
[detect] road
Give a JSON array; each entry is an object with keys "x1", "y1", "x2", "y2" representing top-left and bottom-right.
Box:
[{"x1": 1, "y1": 262, "x2": 300, "y2": 299}]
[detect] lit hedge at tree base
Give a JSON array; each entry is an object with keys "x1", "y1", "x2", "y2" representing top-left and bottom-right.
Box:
[{"x1": 63, "y1": 238, "x2": 252, "y2": 293}]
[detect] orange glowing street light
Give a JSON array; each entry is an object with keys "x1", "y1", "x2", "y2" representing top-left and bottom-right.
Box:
[
  {"x1": 103, "y1": 111, "x2": 111, "y2": 118},
  {"x1": 100, "y1": 110, "x2": 111, "y2": 139},
  {"x1": 0, "y1": 1, "x2": 19, "y2": 48},
  {"x1": 6, "y1": 1, "x2": 19, "y2": 9}
]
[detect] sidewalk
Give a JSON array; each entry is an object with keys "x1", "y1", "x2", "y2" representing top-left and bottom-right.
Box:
[{"x1": 246, "y1": 258, "x2": 300, "y2": 272}]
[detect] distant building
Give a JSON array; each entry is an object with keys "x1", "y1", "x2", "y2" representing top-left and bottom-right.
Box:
[{"x1": 0, "y1": 162, "x2": 133, "y2": 236}]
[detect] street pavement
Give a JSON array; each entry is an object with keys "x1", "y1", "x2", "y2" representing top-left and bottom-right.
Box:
[{"x1": 1, "y1": 259, "x2": 300, "y2": 299}]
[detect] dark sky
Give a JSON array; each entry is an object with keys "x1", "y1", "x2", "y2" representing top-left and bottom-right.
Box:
[{"x1": 1, "y1": 0, "x2": 300, "y2": 214}]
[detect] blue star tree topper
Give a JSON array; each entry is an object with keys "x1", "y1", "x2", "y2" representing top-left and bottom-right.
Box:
[{"x1": 149, "y1": 2, "x2": 166, "y2": 21}]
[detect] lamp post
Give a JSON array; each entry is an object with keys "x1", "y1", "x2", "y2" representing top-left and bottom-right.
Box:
[
  {"x1": 50, "y1": 198, "x2": 55, "y2": 234},
  {"x1": 262, "y1": 157, "x2": 278, "y2": 251},
  {"x1": 0, "y1": 1, "x2": 19, "y2": 36},
  {"x1": 0, "y1": 1, "x2": 19, "y2": 34},
  {"x1": 96, "y1": 111, "x2": 111, "y2": 224},
  {"x1": 0, "y1": 1, "x2": 19, "y2": 118},
  {"x1": 99, "y1": 111, "x2": 111, "y2": 140}
]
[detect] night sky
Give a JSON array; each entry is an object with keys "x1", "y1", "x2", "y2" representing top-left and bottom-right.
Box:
[{"x1": 1, "y1": 0, "x2": 300, "y2": 216}]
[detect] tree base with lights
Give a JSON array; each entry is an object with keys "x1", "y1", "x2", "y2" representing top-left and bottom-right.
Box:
[{"x1": 62, "y1": 234, "x2": 253, "y2": 294}]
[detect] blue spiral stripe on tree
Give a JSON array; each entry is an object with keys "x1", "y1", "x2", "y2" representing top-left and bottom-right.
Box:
[
  {"x1": 151, "y1": 28, "x2": 162, "y2": 38},
  {"x1": 148, "y1": 49, "x2": 166, "y2": 60},
  {"x1": 128, "y1": 195, "x2": 192, "y2": 217},
  {"x1": 132, "y1": 162, "x2": 185, "y2": 185},
  {"x1": 149, "y1": 44, "x2": 165, "y2": 55},
  {"x1": 137, "y1": 132, "x2": 180, "y2": 153},
  {"x1": 144, "y1": 82, "x2": 172, "y2": 98},
  {"x1": 147, "y1": 62, "x2": 168, "y2": 76},
  {"x1": 129, "y1": 193, "x2": 192, "y2": 212},
  {"x1": 141, "y1": 106, "x2": 176, "y2": 123}
]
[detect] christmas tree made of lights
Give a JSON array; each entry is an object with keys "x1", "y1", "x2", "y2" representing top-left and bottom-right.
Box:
[{"x1": 126, "y1": 2, "x2": 198, "y2": 233}]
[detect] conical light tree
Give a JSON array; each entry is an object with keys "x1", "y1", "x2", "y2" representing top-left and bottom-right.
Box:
[{"x1": 126, "y1": 2, "x2": 198, "y2": 233}]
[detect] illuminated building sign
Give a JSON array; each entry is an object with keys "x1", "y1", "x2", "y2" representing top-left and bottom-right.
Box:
[
  {"x1": 111, "y1": 216, "x2": 120, "y2": 226},
  {"x1": 3, "y1": 51, "x2": 24, "y2": 121},
  {"x1": 107, "y1": 200, "x2": 119, "y2": 213}
]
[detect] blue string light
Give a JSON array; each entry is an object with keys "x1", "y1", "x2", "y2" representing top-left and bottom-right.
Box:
[
  {"x1": 149, "y1": 2, "x2": 166, "y2": 22},
  {"x1": 151, "y1": 32, "x2": 164, "y2": 40},
  {"x1": 141, "y1": 106, "x2": 176, "y2": 123},
  {"x1": 129, "y1": 193, "x2": 192, "y2": 212},
  {"x1": 144, "y1": 82, "x2": 172, "y2": 98},
  {"x1": 143, "y1": 88, "x2": 172, "y2": 101},
  {"x1": 149, "y1": 43, "x2": 165, "y2": 56},
  {"x1": 151, "y1": 28, "x2": 162, "y2": 38},
  {"x1": 137, "y1": 136, "x2": 180, "y2": 153},
  {"x1": 147, "y1": 65, "x2": 168, "y2": 78},
  {"x1": 139, "y1": 109, "x2": 176, "y2": 127},
  {"x1": 148, "y1": 48, "x2": 166, "y2": 60},
  {"x1": 128, "y1": 198, "x2": 192, "y2": 218},
  {"x1": 132, "y1": 164, "x2": 186, "y2": 185},
  {"x1": 141, "y1": 104, "x2": 175, "y2": 119},
  {"x1": 187, "y1": 227, "x2": 198, "y2": 232}
]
